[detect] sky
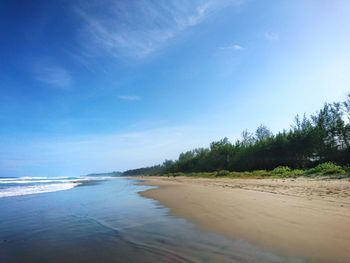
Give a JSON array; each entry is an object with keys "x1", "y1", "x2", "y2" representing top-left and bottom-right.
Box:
[{"x1": 1, "y1": 0, "x2": 350, "y2": 177}]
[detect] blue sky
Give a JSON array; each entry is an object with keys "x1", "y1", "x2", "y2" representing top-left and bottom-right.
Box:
[{"x1": 1, "y1": 0, "x2": 350, "y2": 176}]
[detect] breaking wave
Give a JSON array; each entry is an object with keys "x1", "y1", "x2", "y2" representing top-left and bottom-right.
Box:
[{"x1": 0, "y1": 176, "x2": 114, "y2": 198}]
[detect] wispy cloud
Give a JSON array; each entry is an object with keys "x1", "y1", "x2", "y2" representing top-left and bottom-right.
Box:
[
  {"x1": 218, "y1": 43, "x2": 245, "y2": 51},
  {"x1": 34, "y1": 63, "x2": 72, "y2": 89},
  {"x1": 75, "y1": 0, "x2": 243, "y2": 59},
  {"x1": 264, "y1": 31, "x2": 280, "y2": 41},
  {"x1": 118, "y1": 95, "x2": 141, "y2": 101}
]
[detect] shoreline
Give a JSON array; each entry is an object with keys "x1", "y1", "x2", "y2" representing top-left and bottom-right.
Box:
[{"x1": 137, "y1": 176, "x2": 350, "y2": 262}]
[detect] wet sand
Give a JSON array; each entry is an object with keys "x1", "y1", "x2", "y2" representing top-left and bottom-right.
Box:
[{"x1": 138, "y1": 176, "x2": 350, "y2": 262}]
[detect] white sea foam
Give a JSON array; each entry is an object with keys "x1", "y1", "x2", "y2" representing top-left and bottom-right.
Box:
[
  {"x1": 0, "y1": 176, "x2": 114, "y2": 184},
  {"x1": 0, "y1": 176, "x2": 116, "y2": 198},
  {"x1": 0, "y1": 179, "x2": 77, "y2": 184},
  {"x1": 0, "y1": 178, "x2": 95, "y2": 184},
  {"x1": 0, "y1": 176, "x2": 68, "y2": 181},
  {"x1": 0, "y1": 182, "x2": 80, "y2": 198}
]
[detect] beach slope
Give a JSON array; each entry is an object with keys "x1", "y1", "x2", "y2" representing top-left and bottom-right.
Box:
[{"x1": 139, "y1": 176, "x2": 350, "y2": 262}]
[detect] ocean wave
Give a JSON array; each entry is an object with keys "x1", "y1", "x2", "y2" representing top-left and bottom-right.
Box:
[
  {"x1": 0, "y1": 176, "x2": 69, "y2": 181},
  {"x1": 0, "y1": 182, "x2": 80, "y2": 198},
  {"x1": 0, "y1": 176, "x2": 115, "y2": 184},
  {"x1": 0, "y1": 176, "x2": 116, "y2": 198},
  {"x1": 0, "y1": 179, "x2": 80, "y2": 184}
]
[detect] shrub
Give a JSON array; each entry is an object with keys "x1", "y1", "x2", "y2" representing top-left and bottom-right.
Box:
[
  {"x1": 165, "y1": 172, "x2": 186, "y2": 177},
  {"x1": 306, "y1": 162, "x2": 346, "y2": 175},
  {"x1": 215, "y1": 170, "x2": 230, "y2": 177},
  {"x1": 252, "y1": 170, "x2": 270, "y2": 177},
  {"x1": 196, "y1": 172, "x2": 215, "y2": 177},
  {"x1": 228, "y1": 172, "x2": 242, "y2": 177},
  {"x1": 290, "y1": 169, "x2": 304, "y2": 176},
  {"x1": 271, "y1": 166, "x2": 292, "y2": 175},
  {"x1": 343, "y1": 166, "x2": 350, "y2": 173}
]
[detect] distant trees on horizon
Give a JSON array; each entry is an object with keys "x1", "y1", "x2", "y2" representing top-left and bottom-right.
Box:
[{"x1": 123, "y1": 94, "x2": 350, "y2": 176}]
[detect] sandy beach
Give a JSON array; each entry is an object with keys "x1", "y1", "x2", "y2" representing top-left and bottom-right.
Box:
[{"x1": 138, "y1": 176, "x2": 350, "y2": 262}]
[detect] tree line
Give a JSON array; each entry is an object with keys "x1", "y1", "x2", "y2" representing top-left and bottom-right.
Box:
[{"x1": 123, "y1": 95, "x2": 350, "y2": 176}]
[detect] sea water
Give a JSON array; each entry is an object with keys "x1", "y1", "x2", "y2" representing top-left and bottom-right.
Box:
[{"x1": 0, "y1": 177, "x2": 304, "y2": 262}]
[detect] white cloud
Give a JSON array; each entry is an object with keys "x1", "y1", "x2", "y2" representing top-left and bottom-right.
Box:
[
  {"x1": 34, "y1": 64, "x2": 72, "y2": 89},
  {"x1": 218, "y1": 43, "x2": 245, "y2": 51},
  {"x1": 118, "y1": 95, "x2": 141, "y2": 101},
  {"x1": 75, "y1": 0, "x2": 243, "y2": 59},
  {"x1": 264, "y1": 31, "x2": 280, "y2": 41}
]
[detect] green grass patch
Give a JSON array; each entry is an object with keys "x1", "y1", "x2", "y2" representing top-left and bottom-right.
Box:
[
  {"x1": 160, "y1": 162, "x2": 348, "y2": 179},
  {"x1": 305, "y1": 162, "x2": 346, "y2": 175}
]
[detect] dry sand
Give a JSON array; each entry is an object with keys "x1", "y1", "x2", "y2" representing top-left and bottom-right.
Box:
[{"x1": 138, "y1": 176, "x2": 350, "y2": 262}]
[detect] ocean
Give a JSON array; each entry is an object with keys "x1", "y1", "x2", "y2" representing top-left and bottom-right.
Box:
[{"x1": 0, "y1": 176, "x2": 303, "y2": 262}]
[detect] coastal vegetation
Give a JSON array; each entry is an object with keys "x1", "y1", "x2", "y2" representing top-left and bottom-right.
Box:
[{"x1": 123, "y1": 95, "x2": 350, "y2": 178}]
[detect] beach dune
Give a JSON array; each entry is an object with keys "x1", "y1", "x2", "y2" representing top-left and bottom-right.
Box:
[{"x1": 139, "y1": 176, "x2": 350, "y2": 262}]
